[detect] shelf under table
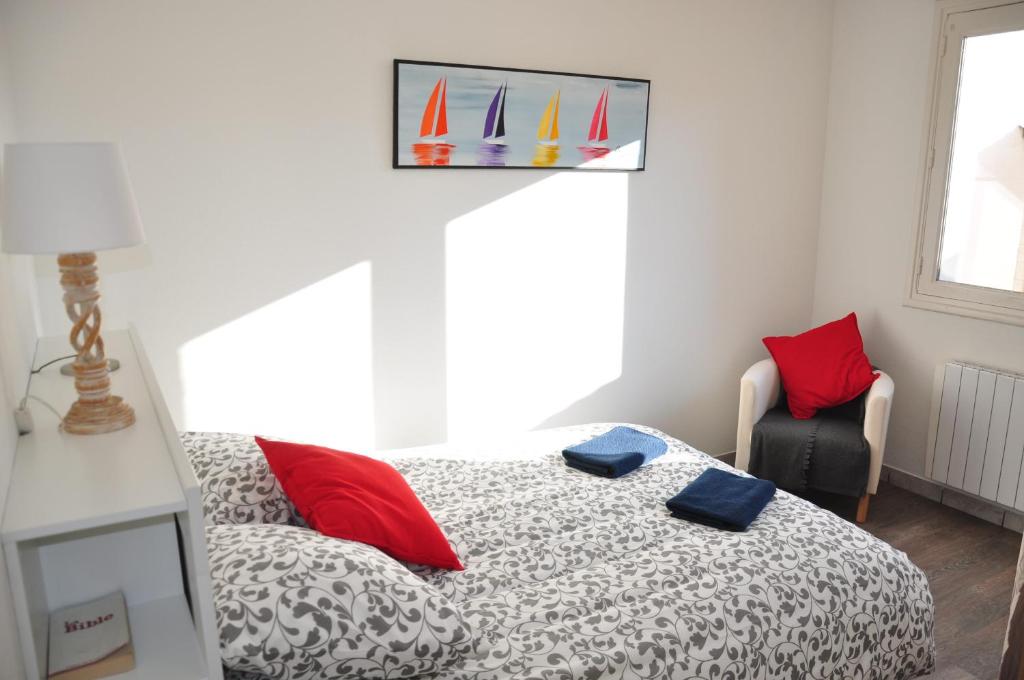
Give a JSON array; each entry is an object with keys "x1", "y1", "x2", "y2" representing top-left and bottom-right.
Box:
[{"x1": 109, "y1": 594, "x2": 209, "y2": 680}]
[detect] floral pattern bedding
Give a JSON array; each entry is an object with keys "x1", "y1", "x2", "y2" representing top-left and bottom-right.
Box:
[
  {"x1": 187, "y1": 424, "x2": 935, "y2": 680},
  {"x1": 207, "y1": 523, "x2": 474, "y2": 678}
]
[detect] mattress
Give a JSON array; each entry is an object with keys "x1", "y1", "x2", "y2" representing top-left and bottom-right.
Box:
[{"x1": 223, "y1": 423, "x2": 935, "y2": 680}]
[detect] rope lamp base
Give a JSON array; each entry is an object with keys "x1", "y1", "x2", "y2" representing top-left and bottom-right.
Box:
[
  {"x1": 62, "y1": 359, "x2": 136, "y2": 434},
  {"x1": 64, "y1": 394, "x2": 136, "y2": 434},
  {"x1": 58, "y1": 252, "x2": 136, "y2": 435}
]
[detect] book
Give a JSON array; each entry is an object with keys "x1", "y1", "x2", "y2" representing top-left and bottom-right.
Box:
[{"x1": 48, "y1": 591, "x2": 135, "y2": 680}]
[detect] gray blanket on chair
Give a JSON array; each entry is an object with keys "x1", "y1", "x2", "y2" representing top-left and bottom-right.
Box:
[{"x1": 748, "y1": 394, "x2": 870, "y2": 497}]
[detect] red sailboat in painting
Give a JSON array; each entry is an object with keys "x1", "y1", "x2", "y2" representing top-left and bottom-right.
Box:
[
  {"x1": 588, "y1": 87, "x2": 610, "y2": 146},
  {"x1": 579, "y1": 86, "x2": 612, "y2": 162},
  {"x1": 412, "y1": 77, "x2": 454, "y2": 165}
]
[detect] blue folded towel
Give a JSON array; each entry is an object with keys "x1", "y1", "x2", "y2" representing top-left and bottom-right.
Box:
[
  {"x1": 562, "y1": 426, "x2": 668, "y2": 478},
  {"x1": 666, "y1": 468, "x2": 776, "y2": 531}
]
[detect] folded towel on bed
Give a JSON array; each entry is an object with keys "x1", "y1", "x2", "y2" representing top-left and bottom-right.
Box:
[
  {"x1": 562, "y1": 426, "x2": 668, "y2": 478},
  {"x1": 666, "y1": 468, "x2": 776, "y2": 531}
]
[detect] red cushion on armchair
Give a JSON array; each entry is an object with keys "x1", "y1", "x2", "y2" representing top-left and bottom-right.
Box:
[
  {"x1": 762, "y1": 313, "x2": 878, "y2": 419},
  {"x1": 255, "y1": 437, "x2": 463, "y2": 570}
]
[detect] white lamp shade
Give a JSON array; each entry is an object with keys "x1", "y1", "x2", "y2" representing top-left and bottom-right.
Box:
[{"x1": 1, "y1": 143, "x2": 145, "y2": 254}]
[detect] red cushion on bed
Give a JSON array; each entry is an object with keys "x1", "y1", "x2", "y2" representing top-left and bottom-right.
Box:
[
  {"x1": 762, "y1": 313, "x2": 878, "y2": 420},
  {"x1": 255, "y1": 437, "x2": 463, "y2": 570}
]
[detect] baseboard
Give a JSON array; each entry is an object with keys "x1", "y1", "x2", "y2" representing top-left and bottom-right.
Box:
[
  {"x1": 881, "y1": 464, "x2": 1023, "y2": 534},
  {"x1": 713, "y1": 451, "x2": 1022, "y2": 534}
]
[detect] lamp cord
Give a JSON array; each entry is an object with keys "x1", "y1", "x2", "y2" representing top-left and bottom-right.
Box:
[
  {"x1": 26, "y1": 394, "x2": 64, "y2": 423},
  {"x1": 19, "y1": 353, "x2": 76, "y2": 425},
  {"x1": 32, "y1": 354, "x2": 76, "y2": 375}
]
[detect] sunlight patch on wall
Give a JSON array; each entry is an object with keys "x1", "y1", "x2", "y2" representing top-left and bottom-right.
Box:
[
  {"x1": 445, "y1": 172, "x2": 628, "y2": 441},
  {"x1": 179, "y1": 261, "x2": 374, "y2": 450}
]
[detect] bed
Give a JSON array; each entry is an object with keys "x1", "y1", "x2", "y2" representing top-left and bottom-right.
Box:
[{"x1": 184, "y1": 423, "x2": 936, "y2": 680}]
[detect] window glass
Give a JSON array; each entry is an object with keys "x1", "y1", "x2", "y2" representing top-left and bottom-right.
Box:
[{"x1": 938, "y1": 30, "x2": 1024, "y2": 293}]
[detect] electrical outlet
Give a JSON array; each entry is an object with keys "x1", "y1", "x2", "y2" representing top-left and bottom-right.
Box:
[{"x1": 14, "y1": 406, "x2": 34, "y2": 435}]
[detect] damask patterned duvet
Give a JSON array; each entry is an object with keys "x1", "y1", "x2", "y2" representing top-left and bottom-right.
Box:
[{"x1": 206, "y1": 423, "x2": 935, "y2": 680}]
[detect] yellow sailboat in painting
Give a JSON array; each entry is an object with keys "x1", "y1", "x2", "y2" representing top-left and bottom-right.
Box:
[
  {"x1": 536, "y1": 90, "x2": 560, "y2": 146},
  {"x1": 532, "y1": 89, "x2": 561, "y2": 167}
]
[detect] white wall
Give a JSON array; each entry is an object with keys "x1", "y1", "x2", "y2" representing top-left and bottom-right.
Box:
[
  {"x1": 1, "y1": 0, "x2": 834, "y2": 456},
  {"x1": 814, "y1": 0, "x2": 1024, "y2": 476},
  {"x1": 0, "y1": 9, "x2": 36, "y2": 677}
]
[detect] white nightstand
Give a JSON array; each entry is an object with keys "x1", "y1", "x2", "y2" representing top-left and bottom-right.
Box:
[{"x1": 1, "y1": 329, "x2": 221, "y2": 680}]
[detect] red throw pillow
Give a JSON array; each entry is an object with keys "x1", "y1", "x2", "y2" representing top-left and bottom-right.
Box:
[
  {"x1": 762, "y1": 313, "x2": 879, "y2": 420},
  {"x1": 255, "y1": 437, "x2": 463, "y2": 570}
]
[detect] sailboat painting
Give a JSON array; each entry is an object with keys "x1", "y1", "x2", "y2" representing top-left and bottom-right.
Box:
[{"x1": 394, "y1": 59, "x2": 649, "y2": 170}]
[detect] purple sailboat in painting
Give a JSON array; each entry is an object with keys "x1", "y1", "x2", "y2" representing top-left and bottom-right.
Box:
[
  {"x1": 482, "y1": 83, "x2": 507, "y2": 145},
  {"x1": 478, "y1": 82, "x2": 509, "y2": 166}
]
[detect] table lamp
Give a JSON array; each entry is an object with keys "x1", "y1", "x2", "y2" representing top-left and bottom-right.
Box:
[{"x1": 2, "y1": 143, "x2": 145, "y2": 434}]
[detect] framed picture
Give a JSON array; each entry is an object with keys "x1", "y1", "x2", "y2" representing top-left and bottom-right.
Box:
[{"x1": 393, "y1": 59, "x2": 650, "y2": 170}]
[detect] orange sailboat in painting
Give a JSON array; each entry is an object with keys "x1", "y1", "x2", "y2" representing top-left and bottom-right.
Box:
[
  {"x1": 413, "y1": 77, "x2": 454, "y2": 165},
  {"x1": 419, "y1": 78, "x2": 449, "y2": 141}
]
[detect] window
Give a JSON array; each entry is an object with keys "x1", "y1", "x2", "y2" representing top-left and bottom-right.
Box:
[{"x1": 909, "y1": 1, "x2": 1024, "y2": 325}]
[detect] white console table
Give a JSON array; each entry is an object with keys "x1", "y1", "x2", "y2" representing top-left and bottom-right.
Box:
[{"x1": 1, "y1": 329, "x2": 221, "y2": 680}]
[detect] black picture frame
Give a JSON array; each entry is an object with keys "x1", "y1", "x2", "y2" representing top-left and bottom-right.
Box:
[{"x1": 393, "y1": 59, "x2": 650, "y2": 171}]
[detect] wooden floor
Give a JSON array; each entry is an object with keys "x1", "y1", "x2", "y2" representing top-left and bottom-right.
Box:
[{"x1": 805, "y1": 482, "x2": 1021, "y2": 680}]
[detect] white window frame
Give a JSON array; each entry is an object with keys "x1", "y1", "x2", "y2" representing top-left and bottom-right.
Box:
[{"x1": 907, "y1": 0, "x2": 1024, "y2": 326}]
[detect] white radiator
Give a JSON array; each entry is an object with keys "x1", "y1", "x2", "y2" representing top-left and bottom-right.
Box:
[{"x1": 929, "y1": 362, "x2": 1024, "y2": 510}]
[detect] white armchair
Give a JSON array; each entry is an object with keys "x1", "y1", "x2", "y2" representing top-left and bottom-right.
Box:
[{"x1": 734, "y1": 358, "x2": 894, "y2": 522}]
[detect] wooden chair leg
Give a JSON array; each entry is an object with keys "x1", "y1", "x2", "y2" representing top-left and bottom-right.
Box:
[{"x1": 856, "y1": 494, "x2": 870, "y2": 523}]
